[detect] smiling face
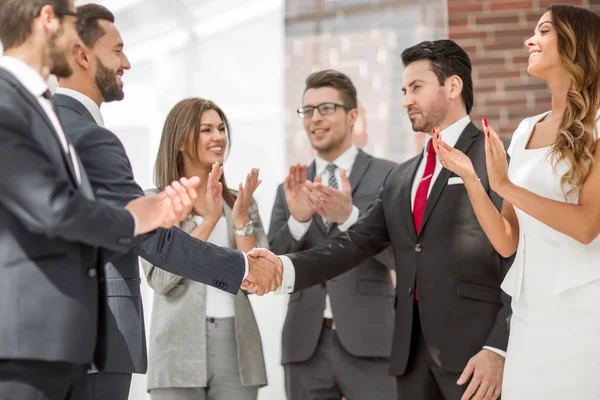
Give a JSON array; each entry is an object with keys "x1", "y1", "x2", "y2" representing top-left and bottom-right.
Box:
[
  {"x1": 181, "y1": 109, "x2": 227, "y2": 170},
  {"x1": 401, "y1": 59, "x2": 450, "y2": 133},
  {"x1": 90, "y1": 19, "x2": 130, "y2": 102},
  {"x1": 525, "y1": 11, "x2": 563, "y2": 80},
  {"x1": 302, "y1": 86, "x2": 356, "y2": 157}
]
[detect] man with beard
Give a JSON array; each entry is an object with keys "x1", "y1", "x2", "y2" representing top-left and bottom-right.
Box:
[
  {"x1": 54, "y1": 4, "x2": 283, "y2": 399},
  {"x1": 0, "y1": 1, "x2": 201, "y2": 399},
  {"x1": 248, "y1": 40, "x2": 512, "y2": 400}
]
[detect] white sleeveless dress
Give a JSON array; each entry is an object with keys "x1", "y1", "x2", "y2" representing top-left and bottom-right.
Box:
[{"x1": 501, "y1": 111, "x2": 600, "y2": 399}]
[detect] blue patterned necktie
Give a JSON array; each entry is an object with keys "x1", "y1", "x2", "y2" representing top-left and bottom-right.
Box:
[{"x1": 324, "y1": 163, "x2": 338, "y2": 230}]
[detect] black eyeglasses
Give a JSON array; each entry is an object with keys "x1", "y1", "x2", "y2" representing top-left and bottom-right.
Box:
[
  {"x1": 54, "y1": 8, "x2": 80, "y2": 20},
  {"x1": 297, "y1": 102, "x2": 353, "y2": 119}
]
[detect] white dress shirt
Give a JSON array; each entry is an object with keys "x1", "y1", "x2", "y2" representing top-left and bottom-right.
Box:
[
  {"x1": 286, "y1": 145, "x2": 360, "y2": 323},
  {"x1": 0, "y1": 56, "x2": 82, "y2": 183},
  {"x1": 278, "y1": 116, "x2": 505, "y2": 357}
]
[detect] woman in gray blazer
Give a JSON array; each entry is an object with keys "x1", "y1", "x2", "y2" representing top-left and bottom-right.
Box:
[{"x1": 142, "y1": 98, "x2": 268, "y2": 400}]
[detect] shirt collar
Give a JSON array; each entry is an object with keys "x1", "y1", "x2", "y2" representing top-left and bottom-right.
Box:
[
  {"x1": 55, "y1": 87, "x2": 105, "y2": 127},
  {"x1": 315, "y1": 144, "x2": 359, "y2": 176},
  {"x1": 0, "y1": 56, "x2": 49, "y2": 98},
  {"x1": 423, "y1": 114, "x2": 471, "y2": 156}
]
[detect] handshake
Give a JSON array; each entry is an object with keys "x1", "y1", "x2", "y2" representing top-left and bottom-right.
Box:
[{"x1": 243, "y1": 248, "x2": 283, "y2": 296}]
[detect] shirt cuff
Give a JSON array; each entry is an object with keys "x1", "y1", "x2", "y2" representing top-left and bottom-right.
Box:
[
  {"x1": 287, "y1": 215, "x2": 312, "y2": 240},
  {"x1": 242, "y1": 253, "x2": 249, "y2": 280},
  {"x1": 483, "y1": 346, "x2": 506, "y2": 358},
  {"x1": 129, "y1": 211, "x2": 139, "y2": 236},
  {"x1": 337, "y1": 205, "x2": 359, "y2": 232},
  {"x1": 274, "y1": 255, "x2": 296, "y2": 294}
]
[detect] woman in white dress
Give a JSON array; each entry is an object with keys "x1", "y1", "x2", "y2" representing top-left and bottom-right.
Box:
[{"x1": 431, "y1": 5, "x2": 600, "y2": 399}]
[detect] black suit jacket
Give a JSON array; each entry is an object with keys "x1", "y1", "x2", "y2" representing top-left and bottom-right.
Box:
[
  {"x1": 0, "y1": 69, "x2": 136, "y2": 365},
  {"x1": 55, "y1": 93, "x2": 246, "y2": 373},
  {"x1": 288, "y1": 123, "x2": 512, "y2": 376},
  {"x1": 269, "y1": 150, "x2": 397, "y2": 363}
]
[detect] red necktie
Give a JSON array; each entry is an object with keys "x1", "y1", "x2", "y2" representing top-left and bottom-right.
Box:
[{"x1": 412, "y1": 140, "x2": 436, "y2": 300}]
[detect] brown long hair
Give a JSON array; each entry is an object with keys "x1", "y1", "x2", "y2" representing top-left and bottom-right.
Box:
[
  {"x1": 548, "y1": 5, "x2": 600, "y2": 198},
  {"x1": 154, "y1": 98, "x2": 236, "y2": 208}
]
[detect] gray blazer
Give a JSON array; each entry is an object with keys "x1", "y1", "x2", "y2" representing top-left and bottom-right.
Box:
[
  {"x1": 269, "y1": 149, "x2": 397, "y2": 364},
  {"x1": 142, "y1": 193, "x2": 268, "y2": 390}
]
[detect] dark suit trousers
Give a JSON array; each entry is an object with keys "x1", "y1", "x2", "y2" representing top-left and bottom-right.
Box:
[
  {"x1": 285, "y1": 327, "x2": 396, "y2": 400},
  {"x1": 80, "y1": 372, "x2": 132, "y2": 400},
  {"x1": 396, "y1": 302, "x2": 466, "y2": 400},
  {"x1": 0, "y1": 360, "x2": 87, "y2": 400}
]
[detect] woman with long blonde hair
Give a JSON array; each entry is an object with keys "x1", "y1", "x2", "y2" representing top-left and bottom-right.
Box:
[
  {"x1": 142, "y1": 98, "x2": 267, "y2": 400},
  {"x1": 432, "y1": 4, "x2": 600, "y2": 399}
]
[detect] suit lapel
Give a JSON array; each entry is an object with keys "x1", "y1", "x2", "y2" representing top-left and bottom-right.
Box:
[
  {"x1": 418, "y1": 122, "x2": 479, "y2": 236},
  {"x1": 0, "y1": 71, "x2": 80, "y2": 187},
  {"x1": 399, "y1": 155, "x2": 422, "y2": 241},
  {"x1": 55, "y1": 93, "x2": 96, "y2": 123},
  {"x1": 307, "y1": 161, "x2": 328, "y2": 236},
  {"x1": 347, "y1": 149, "x2": 371, "y2": 195}
]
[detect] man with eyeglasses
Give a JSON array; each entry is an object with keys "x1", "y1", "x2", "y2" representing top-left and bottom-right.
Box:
[
  {"x1": 268, "y1": 70, "x2": 397, "y2": 399},
  {"x1": 0, "y1": 1, "x2": 200, "y2": 399}
]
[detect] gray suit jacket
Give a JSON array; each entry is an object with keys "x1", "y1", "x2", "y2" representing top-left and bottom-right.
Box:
[
  {"x1": 269, "y1": 150, "x2": 397, "y2": 363},
  {"x1": 142, "y1": 195, "x2": 268, "y2": 389},
  {"x1": 0, "y1": 69, "x2": 135, "y2": 365},
  {"x1": 55, "y1": 93, "x2": 247, "y2": 373}
]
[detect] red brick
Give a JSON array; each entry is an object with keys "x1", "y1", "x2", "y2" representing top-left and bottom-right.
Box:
[
  {"x1": 449, "y1": 28, "x2": 490, "y2": 40},
  {"x1": 478, "y1": 69, "x2": 522, "y2": 79},
  {"x1": 488, "y1": 0, "x2": 533, "y2": 12},
  {"x1": 474, "y1": 14, "x2": 521, "y2": 25},
  {"x1": 448, "y1": 2, "x2": 484, "y2": 13},
  {"x1": 539, "y1": 0, "x2": 584, "y2": 7}
]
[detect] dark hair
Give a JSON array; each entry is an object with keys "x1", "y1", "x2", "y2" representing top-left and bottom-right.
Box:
[
  {"x1": 304, "y1": 69, "x2": 358, "y2": 109},
  {"x1": 544, "y1": 5, "x2": 600, "y2": 198},
  {"x1": 154, "y1": 98, "x2": 236, "y2": 209},
  {"x1": 401, "y1": 39, "x2": 474, "y2": 114},
  {"x1": 0, "y1": 0, "x2": 69, "y2": 50},
  {"x1": 75, "y1": 3, "x2": 115, "y2": 48}
]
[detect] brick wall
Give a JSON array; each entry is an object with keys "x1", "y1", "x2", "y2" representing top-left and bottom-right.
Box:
[{"x1": 448, "y1": 0, "x2": 600, "y2": 135}]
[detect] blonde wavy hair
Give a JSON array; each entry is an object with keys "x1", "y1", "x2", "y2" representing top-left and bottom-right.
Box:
[{"x1": 548, "y1": 5, "x2": 600, "y2": 198}]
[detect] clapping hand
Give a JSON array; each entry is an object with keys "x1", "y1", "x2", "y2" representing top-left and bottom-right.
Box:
[
  {"x1": 482, "y1": 118, "x2": 510, "y2": 196},
  {"x1": 431, "y1": 126, "x2": 477, "y2": 181},
  {"x1": 284, "y1": 164, "x2": 313, "y2": 223},
  {"x1": 232, "y1": 168, "x2": 261, "y2": 228},
  {"x1": 303, "y1": 169, "x2": 353, "y2": 224}
]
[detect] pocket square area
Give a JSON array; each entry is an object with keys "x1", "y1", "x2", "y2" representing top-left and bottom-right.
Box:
[{"x1": 447, "y1": 177, "x2": 465, "y2": 185}]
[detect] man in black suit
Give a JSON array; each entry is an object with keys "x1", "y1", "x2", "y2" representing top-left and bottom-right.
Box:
[
  {"x1": 249, "y1": 40, "x2": 511, "y2": 400},
  {"x1": 0, "y1": 1, "x2": 201, "y2": 399},
  {"x1": 53, "y1": 4, "x2": 282, "y2": 399},
  {"x1": 268, "y1": 70, "x2": 397, "y2": 399}
]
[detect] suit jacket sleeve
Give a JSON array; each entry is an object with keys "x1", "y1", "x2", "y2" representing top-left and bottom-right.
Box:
[
  {"x1": 250, "y1": 198, "x2": 269, "y2": 249},
  {"x1": 0, "y1": 105, "x2": 134, "y2": 251},
  {"x1": 268, "y1": 183, "x2": 307, "y2": 253},
  {"x1": 70, "y1": 125, "x2": 246, "y2": 295},
  {"x1": 289, "y1": 184, "x2": 392, "y2": 292}
]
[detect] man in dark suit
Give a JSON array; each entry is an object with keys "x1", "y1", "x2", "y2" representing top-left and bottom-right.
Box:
[
  {"x1": 0, "y1": 1, "x2": 201, "y2": 399},
  {"x1": 53, "y1": 4, "x2": 281, "y2": 399},
  {"x1": 249, "y1": 40, "x2": 511, "y2": 400},
  {"x1": 268, "y1": 70, "x2": 397, "y2": 399}
]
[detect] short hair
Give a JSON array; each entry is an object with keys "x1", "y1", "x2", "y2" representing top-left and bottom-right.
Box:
[
  {"x1": 75, "y1": 3, "x2": 115, "y2": 48},
  {"x1": 304, "y1": 69, "x2": 358, "y2": 109},
  {"x1": 0, "y1": 0, "x2": 69, "y2": 50},
  {"x1": 401, "y1": 40, "x2": 474, "y2": 114}
]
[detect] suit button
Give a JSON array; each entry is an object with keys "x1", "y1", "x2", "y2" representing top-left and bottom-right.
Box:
[
  {"x1": 408, "y1": 286, "x2": 413, "y2": 295},
  {"x1": 88, "y1": 268, "x2": 97, "y2": 277},
  {"x1": 414, "y1": 244, "x2": 423, "y2": 253}
]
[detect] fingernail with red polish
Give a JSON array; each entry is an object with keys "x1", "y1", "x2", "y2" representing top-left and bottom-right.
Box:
[
  {"x1": 483, "y1": 118, "x2": 489, "y2": 128},
  {"x1": 486, "y1": 131, "x2": 490, "y2": 137}
]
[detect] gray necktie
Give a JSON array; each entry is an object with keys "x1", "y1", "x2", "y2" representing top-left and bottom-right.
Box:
[{"x1": 324, "y1": 163, "x2": 338, "y2": 230}]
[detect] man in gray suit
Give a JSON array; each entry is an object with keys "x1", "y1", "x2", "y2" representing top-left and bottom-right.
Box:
[
  {"x1": 53, "y1": 4, "x2": 281, "y2": 399},
  {"x1": 0, "y1": 1, "x2": 200, "y2": 399},
  {"x1": 269, "y1": 70, "x2": 397, "y2": 399}
]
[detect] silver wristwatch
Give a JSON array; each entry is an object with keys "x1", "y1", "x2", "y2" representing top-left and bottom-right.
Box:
[{"x1": 234, "y1": 220, "x2": 254, "y2": 237}]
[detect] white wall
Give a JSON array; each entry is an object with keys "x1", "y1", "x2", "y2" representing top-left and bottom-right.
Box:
[{"x1": 79, "y1": 0, "x2": 288, "y2": 399}]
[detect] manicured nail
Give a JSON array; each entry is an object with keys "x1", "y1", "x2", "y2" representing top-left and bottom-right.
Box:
[
  {"x1": 486, "y1": 131, "x2": 490, "y2": 137},
  {"x1": 483, "y1": 118, "x2": 489, "y2": 128}
]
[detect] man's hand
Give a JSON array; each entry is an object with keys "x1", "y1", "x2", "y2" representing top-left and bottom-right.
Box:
[
  {"x1": 126, "y1": 176, "x2": 200, "y2": 235},
  {"x1": 284, "y1": 164, "x2": 313, "y2": 223},
  {"x1": 458, "y1": 349, "x2": 504, "y2": 400},
  {"x1": 242, "y1": 248, "x2": 283, "y2": 295},
  {"x1": 303, "y1": 169, "x2": 353, "y2": 224}
]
